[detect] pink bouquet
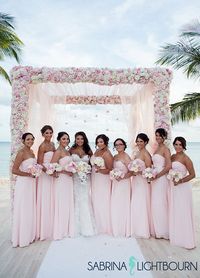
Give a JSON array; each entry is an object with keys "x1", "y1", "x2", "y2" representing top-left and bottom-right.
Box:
[
  {"x1": 46, "y1": 163, "x2": 63, "y2": 175},
  {"x1": 110, "y1": 168, "x2": 125, "y2": 181},
  {"x1": 128, "y1": 160, "x2": 143, "y2": 173},
  {"x1": 27, "y1": 163, "x2": 43, "y2": 177},
  {"x1": 64, "y1": 161, "x2": 77, "y2": 173}
]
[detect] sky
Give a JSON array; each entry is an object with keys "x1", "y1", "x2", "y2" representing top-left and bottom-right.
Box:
[{"x1": 0, "y1": 0, "x2": 200, "y2": 142}]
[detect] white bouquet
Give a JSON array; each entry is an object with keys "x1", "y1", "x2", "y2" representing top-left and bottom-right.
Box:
[
  {"x1": 128, "y1": 160, "x2": 143, "y2": 173},
  {"x1": 110, "y1": 168, "x2": 125, "y2": 181},
  {"x1": 142, "y1": 167, "x2": 157, "y2": 183},
  {"x1": 46, "y1": 163, "x2": 63, "y2": 175},
  {"x1": 76, "y1": 161, "x2": 91, "y2": 183},
  {"x1": 93, "y1": 157, "x2": 104, "y2": 168},
  {"x1": 27, "y1": 163, "x2": 43, "y2": 177},
  {"x1": 167, "y1": 169, "x2": 183, "y2": 183}
]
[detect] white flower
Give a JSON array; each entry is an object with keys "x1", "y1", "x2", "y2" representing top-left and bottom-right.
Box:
[
  {"x1": 167, "y1": 169, "x2": 183, "y2": 182},
  {"x1": 110, "y1": 168, "x2": 124, "y2": 180},
  {"x1": 92, "y1": 157, "x2": 104, "y2": 168}
]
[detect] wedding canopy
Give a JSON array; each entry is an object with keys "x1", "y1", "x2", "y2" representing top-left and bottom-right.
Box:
[{"x1": 10, "y1": 66, "x2": 172, "y2": 199}]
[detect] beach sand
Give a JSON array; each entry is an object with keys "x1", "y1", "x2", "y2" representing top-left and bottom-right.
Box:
[{"x1": 0, "y1": 178, "x2": 199, "y2": 278}]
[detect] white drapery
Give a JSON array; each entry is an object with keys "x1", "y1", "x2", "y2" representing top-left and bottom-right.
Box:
[{"x1": 27, "y1": 82, "x2": 155, "y2": 153}]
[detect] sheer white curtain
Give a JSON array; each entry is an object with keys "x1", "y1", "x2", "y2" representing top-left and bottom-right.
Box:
[
  {"x1": 120, "y1": 82, "x2": 156, "y2": 153},
  {"x1": 27, "y1": 82, "x2": 155, "y2": 154}
]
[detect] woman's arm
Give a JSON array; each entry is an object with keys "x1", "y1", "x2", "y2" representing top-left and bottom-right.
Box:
[
  {"x1": 155, "y1": 148, "x2": 172, "y2": 179},
  {"x1": 97, "y1": 152, "x2": 113, "y2": 175},
  {"x1": 175, "y1": 156, "x2": 195, "y2": 185},
  {"x1": 12, "y1": 151, "x2": 32, "y2": 177},
  {"x1": 37, "y1": 145, "x2": 45, "y2": 165}
]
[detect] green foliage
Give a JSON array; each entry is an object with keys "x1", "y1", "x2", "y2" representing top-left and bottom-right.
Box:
[{"x1": 0, "y1": 12, "x2": 23, "y2": 83}]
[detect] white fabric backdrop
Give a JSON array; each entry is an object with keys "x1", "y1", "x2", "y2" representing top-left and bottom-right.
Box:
[{"x1": 27, "y1": 82, "x2": 155, "y2": 154}]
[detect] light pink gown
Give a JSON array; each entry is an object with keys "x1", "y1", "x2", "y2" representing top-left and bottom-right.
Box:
[
  {"x1": 53, "y1": 156, "x2": 74, "y2": 240},
  {"x1": 111, "y1": 160, "x2": 131, "y2": 237},
  {"x1": 36, "y1": 151, "x2": 54, "y2": 240},
  {"x1": 91, "y1": 155, "x2": 112, "y2": 235},
  {"x1": 151, "y1": 154, "x2": 170, "y2": 239},
  {"x1": 130, "y1": 158, "x2": 151, "y2": 238},
  {"x1": 169, "y1": 161, "x2": 196, "y2": 249},
  {"x1": 12, "y1": 158, "x2": 36, "y2": 247}
]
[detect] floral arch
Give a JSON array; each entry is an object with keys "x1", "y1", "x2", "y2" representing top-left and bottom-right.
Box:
[{"x1": 10, "y1": 66, "x2": 172, "y2": 199}]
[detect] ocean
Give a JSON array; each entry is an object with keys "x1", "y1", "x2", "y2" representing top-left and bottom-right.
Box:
[{"x1": 0, "y1": 142, "x2": 199, "y2": 178}]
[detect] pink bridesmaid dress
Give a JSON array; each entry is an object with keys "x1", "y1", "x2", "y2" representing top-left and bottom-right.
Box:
[
  {"x1": 169, "y1": 161, "x2": 196, "y2": 249},
  {"x1": 12, "y1": 158, "x2": 36, "y2": 247},
  {"x1": 36, "y1": 151, "x2": 54, "y2": 240},
  {"x1": 151, "y1": 154, "x2": 170, "y2": 239},
  {"x1": 130, "y1": 159, "x2": 151, "y2": 238},
  {"x1": 53, "y1": 156, "x2": 74, "y2": 240},
  {"x1": 111, "y1": 160, "x2": 131, "y2": 237},
  {"x1": 91, "y1": 155, "x2": 112, "y2": 235}
]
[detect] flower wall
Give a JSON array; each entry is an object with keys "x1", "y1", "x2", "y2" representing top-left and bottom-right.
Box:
[{"x1": 10, "y1": 66, "x2": 172, "y2": 201}]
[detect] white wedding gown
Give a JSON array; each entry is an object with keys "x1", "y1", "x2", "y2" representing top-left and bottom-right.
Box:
[{"x1": 71, "y1": 154, "x2": 96, "y2": 236}]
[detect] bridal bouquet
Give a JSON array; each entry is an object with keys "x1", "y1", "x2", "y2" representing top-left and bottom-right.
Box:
[
  {"x1": 46, "y1": 163, "x2": 63, "y2": 175},
  {"x1": 76, "y1": 161, "x2": 91, "y2": 183},
  {"x1": 167, "y1": 169, "x2": 183, "y2": 183},
  {"x1": 142, "y1": 167, "x2": 157, "y2": 183},
  {"x1": 64, "y1": 161, "x2": 77, "y2": 173},
  {"x1": 128, "y1": 160, "x2": 143, "y2": 173},
  {"x1": 110, "y1": 168, "x2": 125, "y2": 181},
  {"x1": 27, "y1": 163, "x2": 43, "y2": 177}
]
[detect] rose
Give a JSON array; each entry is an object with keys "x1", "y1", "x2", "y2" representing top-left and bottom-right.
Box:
[
  {"x1": 142, "y1": 167, "x2": 157, "y2": 183},
  {"x1": 110, "y1": 168, "x2": 124, "y2": 181},
  {"x1": 64, "y1": 162, "x2": 77, "y2": 173},
  {"x1": 27, "y1": 163, "x2": 43, "y2": 177},
  {"x1": 167, "y1": 169, "x2": 183, "y2": 183}
]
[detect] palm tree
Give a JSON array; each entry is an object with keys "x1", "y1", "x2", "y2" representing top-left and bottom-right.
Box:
[
  {"x1": 0, "y1": 12, "x2": 23, "y2": 84},
  {"x1": 156, "y1": 19, "x2": 200, "y2": 123}
]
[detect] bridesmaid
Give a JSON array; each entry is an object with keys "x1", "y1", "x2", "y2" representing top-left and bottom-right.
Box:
[
  {"x1": 37, "y1": 125, "x2": 55, "y2": 240},
  {"x1": 151, "y1": 128, "x2": 171, "y2": 239},
  {"x1": 169, "y1": 137, "x2": 196, "y2": 249},
  {"x1": 91, "y1": 134, "x2": 113, "y2": 235},
  {"x1": 51, "y1": 132, "x2": 74, "y2": 240},
  {"x1": 12, "y1": 133, "x2": 36, "y2": 247},
  {"x1": 130, "y1": 133, "x2": 152, "y2": 238},
  {"x1": 111, "y1": 138, "x2": 131, "y2": 237}
]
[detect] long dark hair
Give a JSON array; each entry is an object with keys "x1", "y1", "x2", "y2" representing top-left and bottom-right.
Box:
[{"x1": 71, "y1": 131, "x2": 92, "y2": 155}]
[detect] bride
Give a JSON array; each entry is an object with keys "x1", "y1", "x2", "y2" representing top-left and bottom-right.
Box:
[{"x1": 70, "y1": 131, "x2": 96, "y2": 236}]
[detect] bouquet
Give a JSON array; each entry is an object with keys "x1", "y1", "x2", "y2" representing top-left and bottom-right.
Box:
[
  {"x1": 167, "y1": 169, "x2": 183, "y2": 183},
  {"x1": 46, "y1": 163, "x2": 63, "y2": 175},
  {"x1": 92, "y1": 157, "x2": 104, "y2": 168},
  {"x1": 110, "y1": 168, "x2": 125, "y2": 181},
  {"x1": 76, "y1": 161, "x2": 91, "y2": 183},
  {"x1": 128, "y1": 160, "x2": 143, "y2": 173},
  {"x1": 27, "y1": 163, "x2": 43, "y2": 177},
  {"x1": 64, "y1": 161, "x2": 77, "y2": 173},
  {"x1": 142, "y1": 167, "x2": 157, "y2": 183}
]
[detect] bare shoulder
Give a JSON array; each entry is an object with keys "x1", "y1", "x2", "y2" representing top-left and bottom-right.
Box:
[
  {"x1": 124, "y1": 152, "x2": 131, "y2": 161},
  {"x1": 163, "y1": 145, "x2": 171, "y2": 154},
  {"x1": 38, "y1": 142, "x2": 46, "y2": 152},
  {"x1": 171, "y1": 154, "x2": 176, "y2": 161},
  {"x1": 183, "y1": 153, "x2": 193, "y2": 164},
  {"x1": 144, "y1": 149, "x2": 151, "y2": 159},
  {"x1": 104, "y1": 149, "x2": 113, "y2": 158}
]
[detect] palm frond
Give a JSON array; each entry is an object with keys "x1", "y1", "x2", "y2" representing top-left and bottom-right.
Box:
[
  {"x1": 0, "y1": 66, "x2": 11, "y2": 84},
  {"x1": 181, "y1": 19, "x2": 200, "y2": 37},
  {"x1": 0, "y1": 13, "x2": 23, "y2": 82},
  {"x1": 171, "y1": 93, "x2": 200, "y2": 124},
  {"x1": 156, "y1": 38, "x2": 200, "y2": 79}
]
